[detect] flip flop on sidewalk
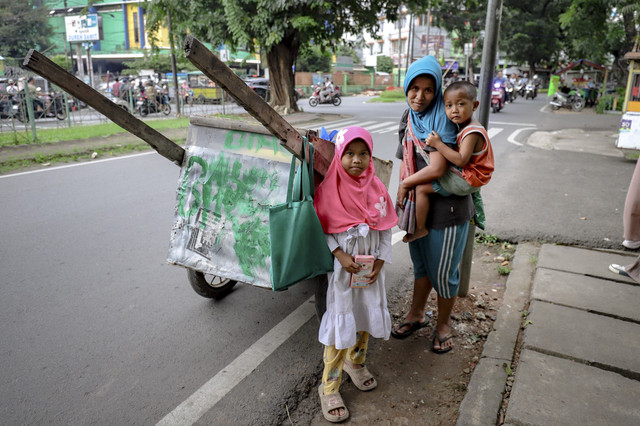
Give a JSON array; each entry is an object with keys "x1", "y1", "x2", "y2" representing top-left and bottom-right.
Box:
[
  {"x1": 390, "y1": 318, "x2": 429, "y2": 339},
  {"x1": 431, "y1": 332, "x2": 454, "y2": 354}
]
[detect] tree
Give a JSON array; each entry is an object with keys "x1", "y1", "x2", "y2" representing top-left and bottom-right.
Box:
[
  {"x1": 146, "y1": 0, "x2": 404, "y2": 112},
  {"x1": 0, "y1": 0, "x2": 53, "y2": 64},
  {"x1": 500, "y1": 0, "x2": 570, "y2": 77},
  {"x1": 377, "y1": 55, "x2": 395, "y2": 73},
  {"x1": 296, "y1": 45, "x2": 332, "y2": 72},
  {"x1": 560, "y1": 0, "x2": 639, "y2": 85},
  {"x1": 121, "y1": 51, "x2": 198, "y2": 75}
]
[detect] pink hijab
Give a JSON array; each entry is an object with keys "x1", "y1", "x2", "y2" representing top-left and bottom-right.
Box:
[{"x1": 314, "y1": 126, "x2": 398, "y2": 234}]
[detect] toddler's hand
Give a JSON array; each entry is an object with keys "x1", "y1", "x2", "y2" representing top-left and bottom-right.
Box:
[
  {"x1": 425, "y1": 131, "x2": 442, "y2": 149},
  {"x1": 396, "y1": 183, "x2": 408, "y2": 208}
]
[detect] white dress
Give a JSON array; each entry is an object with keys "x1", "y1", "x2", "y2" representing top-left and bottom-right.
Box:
[{"x1": 318, "y1": 223, "x2": 392, "y2": 350}]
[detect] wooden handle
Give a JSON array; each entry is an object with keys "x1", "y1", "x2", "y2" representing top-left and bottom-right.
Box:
[
  {"x1": 23, "y1": 49, "x2": 185, "y2": 166},
  {"x1": 183, "y1": 36, "x2": 334, "y2": 175}
]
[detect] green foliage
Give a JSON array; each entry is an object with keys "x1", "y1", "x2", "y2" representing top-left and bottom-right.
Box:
[
  {"x1": 0, "y1": 0, "x2": 53, "y2": 60},
  {"x1": 296, "y1": 45, "x2": 332, "y2": 72},
  {"x1": 414, "y1": 0, "x2": 487, "y2": 51},
  {"x1": 121, "y1": 51, "x2": 197, "y2": 75},
  {"x1": 497, "y1": 265, "x2": 511, "y2": 276},
  {"x1": 50, "y1": 55, "x2": 69, "y2": 72},
  {"x1": 596, "y1": 94, "x2": 624, "y2": 113},
  {"x1": 377, "y1": 56, "x2": 395, "y2": 73},
  {"x1": 475, "y1": 232, "x2": 500, "y2": 245}
]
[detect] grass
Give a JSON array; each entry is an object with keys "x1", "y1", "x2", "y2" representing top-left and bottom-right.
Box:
[
  {"x1": 368, "y1": 88, "x2": 406, "y2": 103},
  {"x1": 0, "y1": 117, "x2": 189, "y2": 147}
]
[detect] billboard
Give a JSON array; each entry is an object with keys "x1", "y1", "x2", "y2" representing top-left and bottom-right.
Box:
[{"x1": 65, "y1": 14, "x2": 100, "y2": 42}]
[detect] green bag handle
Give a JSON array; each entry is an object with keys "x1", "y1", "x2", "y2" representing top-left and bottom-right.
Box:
[{"x1": 288, "y1": 137, "x2": 315, "y2": 206}]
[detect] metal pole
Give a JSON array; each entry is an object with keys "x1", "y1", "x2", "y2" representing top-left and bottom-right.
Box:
[
  {"x1": 167, "y1": 10, "x2": 181, "y2": 116},
  {"x1": 397, "y1": 8, "x2": 402, "y2": 87},
  {"x1": 458, "y1": 0, "x2": 503, "y2": 297}
]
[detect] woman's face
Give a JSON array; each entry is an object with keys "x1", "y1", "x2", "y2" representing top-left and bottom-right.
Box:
[{"x1": 406, "y1": 75, "x2": 436, "y2": 113}]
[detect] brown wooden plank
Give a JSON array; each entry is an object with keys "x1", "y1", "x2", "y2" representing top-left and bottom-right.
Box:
[
  {"x1": 22, "y1": 49, "x2": 185, "y2": 166},
  {"x1": 183, "y1": 36, "x2": 334, "y2": 175}
]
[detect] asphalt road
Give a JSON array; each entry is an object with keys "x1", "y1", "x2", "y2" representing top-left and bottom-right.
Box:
[{"x1": 0, "y1": 95, "x2": 629, "y2": 424}]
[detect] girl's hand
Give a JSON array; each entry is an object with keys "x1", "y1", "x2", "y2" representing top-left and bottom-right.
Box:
[
  {"x1": 426, "y1": 131, "x2": 443, "y2": 150},
  {"x1": 333, "y1": 249, "x2": 361, "y2": 274},
  {"x1": 396, "y1": 182, "x2": 408, "y2": 208},
  {"x1": 364, "y1": 259, "x2": 385, "y2": 284}
]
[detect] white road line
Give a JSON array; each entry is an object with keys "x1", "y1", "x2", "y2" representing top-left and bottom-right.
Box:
[
  {"x1": 487, "y1": 127, "x2": 503, "y2": 139},
  {"x1": 314, "y1": 119, "x2": 358, "y2": 129},
  {"x1": 507, "y1": 127, "x2": 537, "y2": 146},
  {"x1": 0, "y1": 151, "x2": 155, "y2": 179},
  {"x1": 364, "y1": 121, "x2": 396, "y2": 131},
  {"x1": 158, "y1": 233, "x2": 406, "y2": 425},
  {"x1": 539, "y1": 104, "x2": 551, "y2": 113},
  {"x1": 488, "y1": 120, "x2": 537, "y2": 127}
]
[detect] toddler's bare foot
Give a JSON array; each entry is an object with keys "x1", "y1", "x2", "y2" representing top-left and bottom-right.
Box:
[{"x1": 403, "y1": 228, "x2": 429, "y2": 243}]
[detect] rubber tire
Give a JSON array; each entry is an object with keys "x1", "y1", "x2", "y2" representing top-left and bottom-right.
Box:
[
  {"x1": 162, "y1": 104, "x2": 171, "y2": 115},
  {"x1": 492, "y1": 105, "x2": 498, "y2": 113},
  {"x1": 140, "y1": 106, "x2": 148, "y2": 117},
  {"x1": 309, "y1": 97, "x2": 318, "y2": 107},
  {"x1": 332, "y1": 95, "x2": 342, "y2": 106},
  {"x1": 572, "y1": 99, "x2": 585, "y2": 112},
  {"x1": 551, "y1": 104, "x2": 559, "y2": 111},
  {"x1": 56, "y1": 109, "x2": 67, "y2": 120},
  {"x1": 187, "y1": 269, "x2": 237, "y2": 299}
]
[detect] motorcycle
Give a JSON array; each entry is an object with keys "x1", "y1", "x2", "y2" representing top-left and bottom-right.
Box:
[
  {"x1": 136, "y1": 93, "x2": 171, "y2": 116},
  {"x1": 491, "y1": 82, "x2": 504, "y2": 113},
  {"x1": 550, "y1": 88, "x2": 585, "y2": 112},
  {"x1": 15, "y1": 91, "x2": 67, "y2": 122},
  {"x1": 505, "y1": 81, "x2": 517, "y2": 103},
  {"x1": 308, "y1": 85, "x2": 342, "y2": 107},
  {"x1": 515, "y1": 79, "x2": 526, "y2": 98},
  {"x1": 524, "y1": 82, "x2": 537, "y2": 100}
]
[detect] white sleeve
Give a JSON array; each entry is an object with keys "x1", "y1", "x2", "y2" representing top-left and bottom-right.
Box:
[
  {"x1": 377, "y1": 229, "x2": 393, "y2": 264},
  {"x1": 325, "y1": 233, "x2": 340, "y2": 254}
]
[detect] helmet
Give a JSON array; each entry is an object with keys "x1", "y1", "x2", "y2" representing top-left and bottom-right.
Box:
[{"x1": 8, "y1": 79, "x2": 14, "y2": 84}]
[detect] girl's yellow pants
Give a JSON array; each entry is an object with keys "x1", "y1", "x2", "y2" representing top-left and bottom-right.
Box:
[{"x1": 321, "y1": 331, "x2": 370, "y2": 394}]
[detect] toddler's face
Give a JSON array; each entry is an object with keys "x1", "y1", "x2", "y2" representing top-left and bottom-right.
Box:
[
  {"x1": 406, "y1": 75, "x2": 436, "y2": 113},
  {"x1": 443, "y1": 89, "x2": 478, "y2": 125},
  {"x1": 341, "y1": 140, "x2": 370, "y2": 177}
]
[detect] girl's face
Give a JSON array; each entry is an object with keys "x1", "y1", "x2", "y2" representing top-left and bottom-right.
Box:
[
  {"x1": 341, "y1": 140, "x2": 371, "y2": 177},
  {"x1": 406, "y1": 75, "x2": 436, "y2": 113}
]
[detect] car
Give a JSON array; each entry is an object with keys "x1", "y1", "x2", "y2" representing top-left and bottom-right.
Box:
[{"x1": 243, "y1": 77, "x2": 301, "y2": 102}]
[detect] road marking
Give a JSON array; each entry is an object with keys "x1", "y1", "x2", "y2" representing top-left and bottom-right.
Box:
[
  {"x1": 488, "y1": 120, "x2": 537, "y2": 127},
  {"x1": 158, "y1": 232, "x2": 405, "y2": 425},
  {"x1": 507, "y1": 127, "x2": 537, "y2": 146},
  {"x1": 487, "y1": 127, "x2": 503, "y2": 139},
  {"x1": 365, "y1": 121, "x2": 397, "y2": 131},
  {"x1": 0, "y1": 151, "x2": 156, "y2": 180},
  {"x1": 540, "y1": 104, "x2": 551, "y2": 113}
]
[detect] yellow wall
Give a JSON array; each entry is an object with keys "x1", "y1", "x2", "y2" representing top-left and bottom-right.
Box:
[{"x1": 125, "y1": 4, "x2": 169, "y2": 50}]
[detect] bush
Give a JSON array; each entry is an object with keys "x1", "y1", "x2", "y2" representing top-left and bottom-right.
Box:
[{"x1": 596, "y1": 94, "x2": 623, "y2": 114}]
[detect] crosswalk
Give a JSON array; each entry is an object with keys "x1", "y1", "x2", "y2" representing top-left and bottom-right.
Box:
[{"x1": 315, "y1": 118, "x2": 504, "y2": 139}]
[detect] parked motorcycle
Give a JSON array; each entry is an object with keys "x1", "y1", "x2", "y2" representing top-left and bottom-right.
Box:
[
  {"x1": 550, "y1": 88, "x2": 585, "y2": 112},
  {"x1": 308, "y1": 85, "x2": 342, "y2": 107},
  {"x1": 136, "y1": 94, "x2": 171, "y2": 116},
  {"x1": 491, "y1": 83, "x2": 504, "y2": 113}
]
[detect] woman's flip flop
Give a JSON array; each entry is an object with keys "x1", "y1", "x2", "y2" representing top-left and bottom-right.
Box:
[
  {"x1": 431, "y1": 332, "x2": 454, "y2": 354},
  {"x1": 390, "y1": 318, "x2": 429, "y2": 339}
]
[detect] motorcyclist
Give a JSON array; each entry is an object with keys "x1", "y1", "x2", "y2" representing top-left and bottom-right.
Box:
[
  {"x1": 6, "y1": 79, "x2": 18, "y2": 95},
  {"x1": 319, "y1": 77, "x2": 333, "y2": 103},
  {"x1": 25, "y1": 76, "x2": 44, "y2": 113},
  {"x1": 145, "y1": 80, "x2": 158, "y2": 109},
  {"x1": 493, "y1": 71, "x2": 507, "y2": 103}
]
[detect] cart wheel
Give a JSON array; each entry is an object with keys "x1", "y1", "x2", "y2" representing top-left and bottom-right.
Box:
[{"x1": 187, "y1": 269, "x2": 237, "y2": 299}]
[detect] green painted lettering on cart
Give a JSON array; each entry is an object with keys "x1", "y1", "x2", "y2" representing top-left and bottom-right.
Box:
[
  {"x1": 177, "y1": 151, "x2": 280, "y2": 277},
  {"x1": 224, "y1": 130, "x2": 282, "y2": 155}
]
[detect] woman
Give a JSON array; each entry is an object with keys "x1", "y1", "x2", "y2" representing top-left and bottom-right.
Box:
[{"x1": 392, "y1": 56, "x2": 475, "y2": 353}]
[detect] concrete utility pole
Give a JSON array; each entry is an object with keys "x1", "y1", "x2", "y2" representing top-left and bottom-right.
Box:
[{"x1": 458, "y1": 0, "x2": 503, "y2": 297}]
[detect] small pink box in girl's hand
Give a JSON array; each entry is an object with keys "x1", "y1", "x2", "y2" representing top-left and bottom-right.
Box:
[{"x1": 350, "y1": 255, "x2": 375, "y2": 288}]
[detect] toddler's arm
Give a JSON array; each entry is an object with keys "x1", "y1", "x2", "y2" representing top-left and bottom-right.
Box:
[{"x1": 426, "y1": 131, "x2": 481, "y2": 168}]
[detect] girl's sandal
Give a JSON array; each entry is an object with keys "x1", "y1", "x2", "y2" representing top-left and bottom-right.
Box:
[
  {"x1": 343, "y1": 362, "x2": 377, "y2": 391},
  {"x1": 318, "y1": 384, "x2": 349, "y2": 423}
]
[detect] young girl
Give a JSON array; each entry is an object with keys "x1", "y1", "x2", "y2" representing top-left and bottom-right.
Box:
[{"x1": 313, "y1": 126, "x2": 398, "y2": 422}]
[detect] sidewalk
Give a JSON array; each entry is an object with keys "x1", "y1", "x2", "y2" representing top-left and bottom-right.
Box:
[{"x1": 457, "y1": 244, "x2": 640, "y2": 425}]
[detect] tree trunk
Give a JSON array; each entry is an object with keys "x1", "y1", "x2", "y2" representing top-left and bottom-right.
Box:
[{"x1": 266, "y1": 34, "x2": 300, "y2": 114}]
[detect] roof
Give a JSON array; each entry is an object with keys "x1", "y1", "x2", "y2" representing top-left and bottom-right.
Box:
[{"x1": 553, "y1": 59, "x2": 605, "y2": 75}]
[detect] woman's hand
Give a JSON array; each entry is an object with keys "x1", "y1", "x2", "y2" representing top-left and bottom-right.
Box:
[
  {"x1": 396, "y1": 181, "x2": 409, "y2": 208},
  {"x1": 364, "y1": 259, "x2": 384, "y2": 284},
  {"x1": 425, "y1": 131, "x2": 444, "y2": 150},
  {"x1": 333, "y1": 249, "x2": 361, "y2": 274}
]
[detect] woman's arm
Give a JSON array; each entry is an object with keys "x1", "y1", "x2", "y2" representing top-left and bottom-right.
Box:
[{"x1": 396, "y1": 151, "x2": 447, "y2": 206}]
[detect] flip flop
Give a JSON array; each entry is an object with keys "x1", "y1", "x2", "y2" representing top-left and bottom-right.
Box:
[
  {"x1": 343, "y1": 362, "x2": 377, "y2": 391},
  {"x1": 390, "y1": 318, "x2": 429, "y2": 339},
  {"x1": 431, "y1": 332, "x2": 454, "y2": 354},
  {"x1": 318, "y1": 384, "x2": 349, "y2": 423}
]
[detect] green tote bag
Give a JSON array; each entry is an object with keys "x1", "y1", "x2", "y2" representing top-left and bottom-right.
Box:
[{"x1": 269, "y1": 138, "x2": 334, "y2": 291}]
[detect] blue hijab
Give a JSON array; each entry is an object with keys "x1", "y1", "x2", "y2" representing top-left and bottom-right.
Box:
[{"x1": 403, "y1": 56, "x2": 458, "y2": 144}]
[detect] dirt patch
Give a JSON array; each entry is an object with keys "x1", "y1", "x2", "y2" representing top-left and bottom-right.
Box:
[{"x1": 287, "y1": 237, "x2": 515, "y2": 425}]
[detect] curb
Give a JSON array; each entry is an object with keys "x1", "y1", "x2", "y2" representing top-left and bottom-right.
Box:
[{"x1": 456, "y1": 242, "x2": 539, "y2": 426}]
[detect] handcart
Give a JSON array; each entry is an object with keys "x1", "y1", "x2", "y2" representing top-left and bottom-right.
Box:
[{"x1": 22, "y1": 37, "x2": 392, "y2": 304}]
